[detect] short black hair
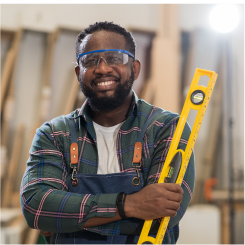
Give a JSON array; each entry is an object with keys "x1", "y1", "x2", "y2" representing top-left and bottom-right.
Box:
[{"x1": 75, "y1": 21, "x2": 136, "y2": 59}]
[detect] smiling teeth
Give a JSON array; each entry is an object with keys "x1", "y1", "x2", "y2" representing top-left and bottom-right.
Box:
[{"x1": 97, "y1": 81, "x2": 115, "y2": 86}]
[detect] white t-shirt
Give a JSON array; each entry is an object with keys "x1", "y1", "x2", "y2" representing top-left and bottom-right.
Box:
[{"x1": 93, "y1": 121, "x2": 123, "y2": 174}]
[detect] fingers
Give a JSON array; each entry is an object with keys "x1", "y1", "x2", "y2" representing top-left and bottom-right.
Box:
[
  {"x1": 164, "y1": 200, "x2": 181, "y2": 217},
  {"x1": 167, "y1": 199, "x2": 181, "y2": 210},
  {"x1": 153, "y1": 183, "x2": 183, "y2": 202},
  {"x1": 161, "y1": 183, "x2": 184, "y2": 194},
  {"x1": 166, "y1": 190, "x2": 183, "y2": 203},
  {"x1": 165, "y1": 209, "x2": 178, "y2": 217},
  {"x1": 40, "y1": 230, "x2": 53, "y2": 236}
]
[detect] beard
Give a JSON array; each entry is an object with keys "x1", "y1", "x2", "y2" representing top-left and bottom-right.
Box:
[{"x1": 78, "y1": 67, "x2": 135, "y2": 112}]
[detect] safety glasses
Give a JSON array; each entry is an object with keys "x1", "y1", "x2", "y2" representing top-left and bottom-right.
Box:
[{"x1": 77, "y1": 49, "x2": 135, "y2": 68}]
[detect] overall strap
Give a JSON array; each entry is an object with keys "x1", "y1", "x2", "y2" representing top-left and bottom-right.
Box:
[
  {"x1": 66, "y1": 115, "x2": 79, "y2": 186},
  {"x1": 67, "y1": 115, "x2": 78, "y2": 145}
]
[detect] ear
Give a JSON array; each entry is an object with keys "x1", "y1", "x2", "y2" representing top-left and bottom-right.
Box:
[
  {"x1": 132, "y1": 59, "x2": 141, "y2": 80},
  {"x1": 75, "y1": 65, "x2": 80, "y2": 79}
]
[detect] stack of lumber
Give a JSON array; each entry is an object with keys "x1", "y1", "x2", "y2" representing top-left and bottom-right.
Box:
[
  {"x1": 141, "y1": 4, "x2": 180, "y2": 113},
  {"x1": 0, "y1": 27, "x2": 85, "y2": 244},
  {"x1": 1, "y1": 27, "x2": 84, "y2": 202},
  {"x1": 1, "y1": 30, "x2": 21, "y2": 185},
  {"x1": 182, "y1": 29, "x2": 223, "y2": 204}
]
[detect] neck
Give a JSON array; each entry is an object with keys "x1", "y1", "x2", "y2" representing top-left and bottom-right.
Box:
[{"x1": 91, "y1": 91, "x2": 133, "y2": 127}]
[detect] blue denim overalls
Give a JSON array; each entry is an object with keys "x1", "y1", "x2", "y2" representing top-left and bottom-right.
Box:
[{"x1": 55, "y1": 109, "x2": 162, "y2": 244}]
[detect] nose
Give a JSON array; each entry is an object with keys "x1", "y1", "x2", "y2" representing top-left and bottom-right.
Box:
[{"x1": 94, "y1": 57, "x2": 113, "y2": 74}]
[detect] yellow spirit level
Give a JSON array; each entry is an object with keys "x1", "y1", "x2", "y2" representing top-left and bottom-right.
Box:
[{"x1": 137, "y1": 68, "x2": 218, "y2": 244}]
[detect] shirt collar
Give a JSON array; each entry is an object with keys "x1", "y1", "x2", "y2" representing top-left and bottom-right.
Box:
[{"x1": 72, "y1": 90, "x2": 140, "y2": 122}]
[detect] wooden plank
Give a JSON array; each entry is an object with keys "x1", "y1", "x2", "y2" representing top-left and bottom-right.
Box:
[
  {"x1": 1, "y1": 29, "x2": 15, "y2": 69},
  {"x1": 12, "y1": 29, "x2": 49, "y2": 130},
  {"x1": 0, "y1": 208, "x2": 22, "y2": 224},
  {"x1": 39, "y1": 30, "x2": 59, "y2": 124},
  {"x1": 75, "y1": 90, "x2": 86, "y2": 110},
  {"x1": 1, "y1": 75, "x2": 16, "y2": 186},
  {"x1": 1, "y1": 29, "x2": 15, "y2": 38},
  {"x1": 140, "y1": 78, "x2": 155, "y2": 105},
  {"x1": 24, "y1": 228, "x2": 40, "y2": 244},
  {"x1": 128, "y1": 29, "x2": 155, "y2": 98},
  {"x1": 1, "y1": 73, "x2": 15, "y2": 147},
  {"x1": 141, "y1": 4, "x2": 180, "y2": 113},
  {"x1": 1, "y1": 31, "x2": 23, "y2": 145},
  {"x1": 182, "y1": 29, "x2": 222, "y2": 204},
  {"x1": 1, "y1": 49, "x2": 15, "y2": 113},
  {"x1": 64, "y1": 74, "x2": 80, "y2": 115},
  {"x1": 0, "y1": 145, "x2": 7, "y2": 180},
  {"x1": 0, "y1": 29, "x2": 16, "y2": 97},
  {"x1": 1, "y1": 31, "x2": 22, "y2": 185},
  {"x1": 10, "y1": 123, "x2": 39, "y2": 208},
  {"x1": 1, "y1": 30, "x2": 22, "y2": 115},
  {"x1": 221, "y1": 202, "x2": 230, "y2": 244},
  {"x1": 7, "y1": 30, "x2": 50, "y2": 194},
  {"x1": 220, "y1": 201, "x2": 244, "y2": 244},
  {"x1": 48, "y1": 27, "x2": 81, "y2": 119},
  {"x1": 11, "y1": 192, "x2": 23, "y2": 208},
  {"x1": 1, "y1": 124, "x2": 25, "y2": 208}
]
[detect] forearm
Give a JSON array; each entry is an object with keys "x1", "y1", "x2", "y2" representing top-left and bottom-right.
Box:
[
  {"x1": 84, "y1": 183, "x2": 183, "y2": 228},
  {"x1": 21, "y1": 186, "x2": 118, "y2": 233},
  {"x1": 82, "y1": 207, "x2": 121, "y2": 228}
]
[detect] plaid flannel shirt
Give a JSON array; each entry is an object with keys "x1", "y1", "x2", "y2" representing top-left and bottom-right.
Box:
[{"x1": 20, "y1": 92, "x2": 195, "y2": 244}]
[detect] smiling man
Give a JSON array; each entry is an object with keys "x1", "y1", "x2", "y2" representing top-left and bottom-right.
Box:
[{"x1": 20, "y1": 22, "x2": 195, "y2": 244}]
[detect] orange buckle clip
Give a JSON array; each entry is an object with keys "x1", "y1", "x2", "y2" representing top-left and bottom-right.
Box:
[
  {"x1": 70, "y1": 142, "x2": 78, "y2": 186},
  {"x1": 132, "y1": 142, "x2": 142, "y2": 186},
  {"x1": 70, "y1": 142, "x2": 78, "y2": 167},
  {"x1": 132, "y1": 142, "x2": 142, "y2": 166}
]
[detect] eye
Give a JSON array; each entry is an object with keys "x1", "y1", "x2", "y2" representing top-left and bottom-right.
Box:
[
  {"x1": 107, "y1": 55, "x2": 123, "y2": 64},
  {"x1": 83, "y1": 58, "x2": 97, "y2": 66}
]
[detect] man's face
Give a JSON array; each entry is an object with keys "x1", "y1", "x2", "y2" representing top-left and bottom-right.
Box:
[{"x1": 75, "y1": 30, "x2": 139, "y2": 112}]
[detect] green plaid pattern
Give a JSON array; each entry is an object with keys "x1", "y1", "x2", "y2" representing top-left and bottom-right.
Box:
[{"x1": 20, "y1": 92, "x2": 195, "y2": 244}]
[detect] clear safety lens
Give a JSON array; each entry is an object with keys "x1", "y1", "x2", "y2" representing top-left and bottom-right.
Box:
[{"x1": 79, "y1": 51, "x2": 129, "y2": 68}]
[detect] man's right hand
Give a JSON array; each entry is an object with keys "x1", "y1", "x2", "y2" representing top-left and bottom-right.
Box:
[
  {"x1": 40, "y1": 230, "x2": 53, "y2": 236},
  {"x1": 124, "y1": 183, "x2": 183, "y2": 220}
]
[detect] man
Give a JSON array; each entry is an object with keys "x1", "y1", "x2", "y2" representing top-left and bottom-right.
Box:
[{"x1": 20, "y1": 22, "x2": 195, "y2": 244}]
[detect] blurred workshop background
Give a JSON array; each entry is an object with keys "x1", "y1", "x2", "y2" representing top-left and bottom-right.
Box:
[{"x1": 0, "y1": 4, "x2": 244, "y2": 244}]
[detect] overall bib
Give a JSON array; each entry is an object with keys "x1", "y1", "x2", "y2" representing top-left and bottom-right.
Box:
[{"x1": 55, "y1": 109, "x2": 162, "y2": 244}]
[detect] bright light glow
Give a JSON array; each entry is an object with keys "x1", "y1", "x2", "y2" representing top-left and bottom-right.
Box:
[{"x1": 209, "y1": 4, "x2": 240, "y2": 33}]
